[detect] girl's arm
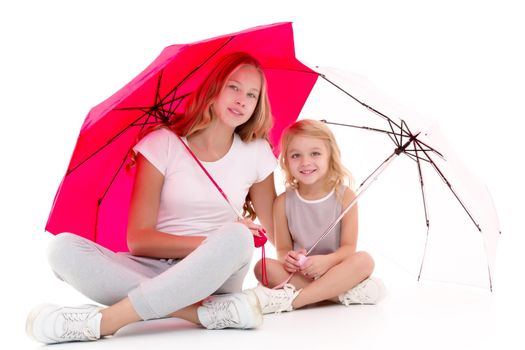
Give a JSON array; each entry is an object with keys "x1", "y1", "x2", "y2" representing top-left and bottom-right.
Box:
[
  {"x1": 127, "y1": 154, "x2": 206, "y2": 258},
  {"x1": 249, "y1": 173, "x2": 276, "y2": 245},
  {"x1": 274, "y1": 193, "x2": 303, "y2": 272},
  {"x1": 273, "y1": 193, "x2": 292, "y2": 261}
]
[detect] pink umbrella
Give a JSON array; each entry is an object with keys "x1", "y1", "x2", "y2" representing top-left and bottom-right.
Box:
[{"x1": 45, "y1": 22, "x2": 318, "y2": 252}]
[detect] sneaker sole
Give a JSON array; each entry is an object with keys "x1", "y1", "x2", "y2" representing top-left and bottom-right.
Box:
[
  {"x1": 25, "y1": 303, "x2": 55, "y2": 343},
  {"x1": 243, "y1": 290, "x2": 263, "y2": 328}
]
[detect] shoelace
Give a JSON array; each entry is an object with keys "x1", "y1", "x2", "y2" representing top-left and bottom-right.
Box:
[
  {"x1": 265, "y1": 284, "x2": 297, "y2": 313},
  {"x1": 61, "y1": 310, "x2": 98, "y2": 340},
  {"x1": 341, "y1": 281, "x2": 371, "y2": 305},
  {"x1": 206, "y1": 300, "x2": 239, "y2": 329}
]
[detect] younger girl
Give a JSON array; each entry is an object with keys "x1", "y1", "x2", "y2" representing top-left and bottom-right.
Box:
[{"x1": 250, "y1": 119, "x2": 386, "y2": 313}]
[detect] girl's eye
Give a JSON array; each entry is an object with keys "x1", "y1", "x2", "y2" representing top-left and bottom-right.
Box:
[
  {"x1": 228, "y1": 84, "x2": 239, "y2": 91},
  {"x1": 290, "y1": 153, "x2": 300, "y2": 159},
  {"x1": 248, "y1": 92, "x2": 258, "y2": 99},
  {"x1": 312, "y1": 151, "x2": 321, "y2": 157}
]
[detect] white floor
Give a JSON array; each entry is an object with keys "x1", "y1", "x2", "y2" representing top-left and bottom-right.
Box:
[{"x1": 11, "y1": 230, "x2": 524, "y2": 350}]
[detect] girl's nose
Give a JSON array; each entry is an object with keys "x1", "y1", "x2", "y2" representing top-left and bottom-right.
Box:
[{"x1": 235, "y1": 95, "x2": 246, "y2": 107}]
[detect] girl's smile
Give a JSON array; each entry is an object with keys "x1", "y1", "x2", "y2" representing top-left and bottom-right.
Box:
[{"x1": 286, "y1": 135, "x2": 330, "y2": 192}]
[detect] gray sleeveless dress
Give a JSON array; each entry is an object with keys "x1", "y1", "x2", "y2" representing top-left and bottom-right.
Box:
[{"x1": 285, "y1": 186, "x2": 343, "y2": 255}]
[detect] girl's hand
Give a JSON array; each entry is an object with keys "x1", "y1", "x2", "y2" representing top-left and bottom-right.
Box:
[
  {"x1": 300, "y1": 255, "x2": 331, "y2": 280},
  {"x1": 237, "y1": 218, "x2": 263, "y2": 237},
  {"x1": 284, "y1": 249, "x2": 307, "y2": 273}
]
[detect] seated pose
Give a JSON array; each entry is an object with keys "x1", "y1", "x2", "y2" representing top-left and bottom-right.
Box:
[
  {"x1": 26, "y1": 52, "x2": 277, "y2": 344},
  {"x1": 249, "y1": 119, "x2": 386, "y2": 314}
]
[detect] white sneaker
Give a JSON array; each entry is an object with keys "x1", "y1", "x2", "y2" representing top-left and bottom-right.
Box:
[
  {"x1": 197, "y1": 291, "x2": 262, "y2": 330},
  {"x1": 250, "y1": 283, "x2": 301, "y2": 314},
  {"x1": 339, "y1": 277, "x2": 387, "y2": 305},
  {"x1": 26, "y1": 303, "x2": 102, "y2": 344}
]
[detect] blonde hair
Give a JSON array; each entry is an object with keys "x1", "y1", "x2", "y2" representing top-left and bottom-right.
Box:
[
  {"x1": 131, "y1": 52, "x2": 273, "y2": 219},
  {"x1": 279, "y1": 119, "x2": 354, "y2": 200}
]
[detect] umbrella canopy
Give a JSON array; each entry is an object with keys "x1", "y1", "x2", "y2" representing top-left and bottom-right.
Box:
[
  {"x1": 293, "y1": 66, "x2": 500, "y2": 290},
  {"x1": 45, "y1": 22, "x2": 318, "y2": 252}
]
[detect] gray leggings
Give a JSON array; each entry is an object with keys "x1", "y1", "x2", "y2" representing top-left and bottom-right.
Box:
[{"x1": 47, "y1": 222, "x2": 254, "y2": 320}]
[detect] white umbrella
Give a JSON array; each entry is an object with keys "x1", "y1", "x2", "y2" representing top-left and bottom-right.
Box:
[{"x1": 291, "y1": 65, "x2": 500, "y2": 290}]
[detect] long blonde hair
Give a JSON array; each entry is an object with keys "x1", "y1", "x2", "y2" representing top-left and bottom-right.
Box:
[{"x1": 279, "y1": 119, "x2": 354, "y2": 200}]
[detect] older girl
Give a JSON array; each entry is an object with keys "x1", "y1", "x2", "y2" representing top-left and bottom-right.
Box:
[{"x1": 27, "y1": 52, "x2": 277, "y2": 343}]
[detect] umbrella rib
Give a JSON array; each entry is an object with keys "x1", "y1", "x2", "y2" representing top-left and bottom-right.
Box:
[
  {"x1": 403, "y1": 152, "x2": 422, "y2": 163},
  {"x1": 414, "y1": 140, "x2": 493, "y2": 290},
  {"x1": 388, "y1": 120, "x2": 402, "y2": 147},
  {"x1": 154, "y1": 37, "x2": 236, "y2": 107},
  {"x1": 402, "y1": 120, "x2": 444, "y2": 159},
  {"x1": 400, "y1": 122, "x2": 439, "y2": 162},
  {"x1": 97, "y1": 153, "x2": 130, "y2": 207},
  {"x1": 265, "y1": 67, "x2": 321, "y2": 75},
  {"x1": 400, "y1": 120, "x2": 407, "y2": 147},
  {"x1": 93, "y1": 152, "x2": 130, "y2": 244},
  {"x1": 115, "y1": 93, "x2": 189, "y2": 112},
  {"x1": 415, "y1": 138, "x2": 444, "y2": 159},
  {"x1": 154, "y1": 70, "x2": 178, "y2": 123},
  {"x1": 321, "y1": 120, "x2": 405, "y2": 139},
  {"x1": 320, "y1": 74, "x2": 406, "y2": 133},
  {"x1": 67, "y1": 113, "x2": 149, "y2": 175},
  {"x1": 130, "y1": 121, "x2": 159, "y2": 127},
  {"x1": 154, "y1": 69, "x2": 181, "y2": 123},
  {"x1": 120, "y1": 37, "x2": 235, "y2": 120},
  {"x1": 415, "y1": 141, "x2": 482, "y2": 232},
  {"x1": 68, "y1": 75, "x2": 188, "y2": 175},
  {"x1": 103, "y1": 112, "x2": 157, "y2": 194},
  {"x1": 404, "y1": 152, "x2": 431, "y2": 163},
  {"x1": 163, "y1": 91, "x2": 187, "y2": 122},
  {"x1": 155, "y1": 70, "x2": 164, "y2": 111},
  {"x1": 386, "y1": 124, "x2": 401, "y2": 147},
  {"x1": 164, "y1": 90, "x2": 179, "y2": 122},
  {"x1": 94, "y1": 111, "x2": 159, "y2": 243},
  {"x1": 413, "y1": 143, "x2": 431, "y2": 281}
]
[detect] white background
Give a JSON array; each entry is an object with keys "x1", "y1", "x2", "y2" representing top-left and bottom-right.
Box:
[{"x1": 1, "y1": 0, "x2": 523, "y2": 348}]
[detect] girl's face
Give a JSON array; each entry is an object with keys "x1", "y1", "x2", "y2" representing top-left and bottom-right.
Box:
[
  {"x1": 286, "y1": 135, "x2": 331, "y2": 188},
  {"x1": 212, "y1": 64, "x2": 261, "y2": 130}
]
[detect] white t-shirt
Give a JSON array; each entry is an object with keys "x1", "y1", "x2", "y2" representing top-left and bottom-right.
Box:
[{"x1": 133, "y1": 128, "x2": 277, "y2": 236}]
